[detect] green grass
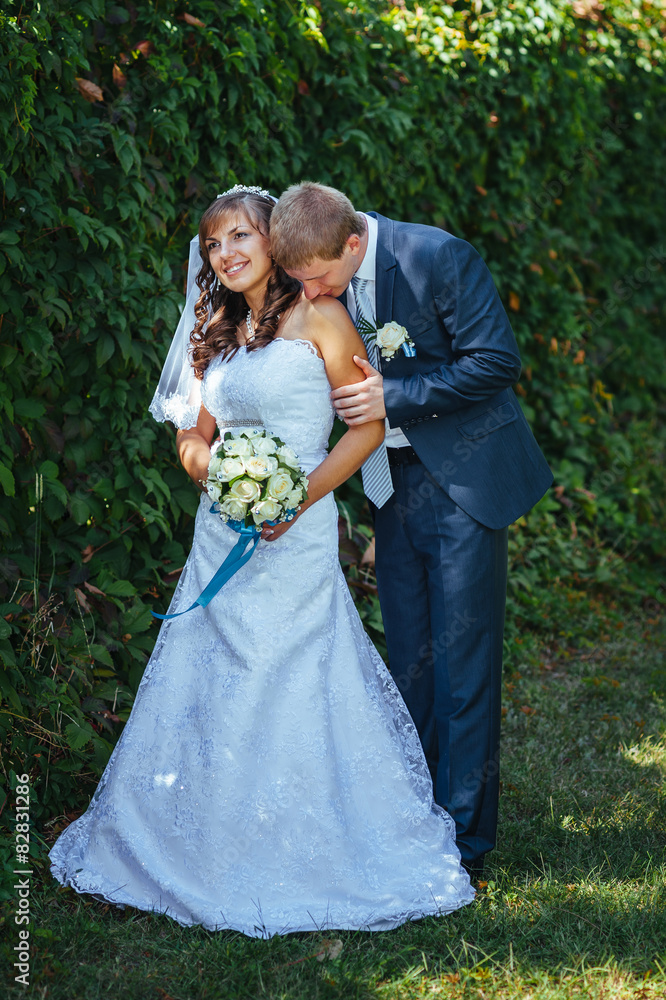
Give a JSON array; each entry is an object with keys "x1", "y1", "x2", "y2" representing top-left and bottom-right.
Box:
[{"x1": 1, "y1": 611, "x2": 664, "y2": 999}]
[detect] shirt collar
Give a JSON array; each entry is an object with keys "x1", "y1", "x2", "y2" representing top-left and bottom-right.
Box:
[{"x1": 354, "y1": 212, "x2": 378, "y2": 282}]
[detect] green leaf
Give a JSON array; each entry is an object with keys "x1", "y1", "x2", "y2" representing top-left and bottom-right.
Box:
[
  {"x1": 114, "y1": 467, "x2": 134, "y2": 490},
  {"x1": 120, "y1": 602, "x2": 155, "y2": 635},
  {"x1": 41, "y1": 49, "x2": 62, "y2": 78},
  {"x1": 44, "y1": 479, "x2": 68, "y2": 505},
  {"x1": 112, "y1": 133, "x2": 136, "y2": 174},
  {"x1": 69, "y1": 496, "x2": 91, "y2": 524},
  {"x1": 0, "y1": 603, "x2": 23, "y2": 615},
  {"x1": 39, "y1": 460, "x2": 60, "y2": 479},
  {"x1": 143, "y1": 468, "x2": 171, "y2": 502},
  {"x1": 103, "y1": 580, "x2": 137, "y2": 597},
  {"x1": 14, "y1": 398, "x2": 46, "y2": 419},
  {"x1": 96, "y1": 335, "x2": 115, "y2": 367},
  {"x1": 0, "y1": 666, "x2": 21, "y2": 708},
  {"x1": 0, "y1": 641, "x2": 17, "y2": 670},
  {"x1": 90, "y1": 644, "x2": 114, "y2": 667},
  {"x1": 0, "y1": 344, "x2": 18, "y2": 367},
  {"x1": 0, "y1": 463, "x2": 15, "y2": 497},
  {"x1": 65, "y1": 723, "x2": 94, "y2": 751}
]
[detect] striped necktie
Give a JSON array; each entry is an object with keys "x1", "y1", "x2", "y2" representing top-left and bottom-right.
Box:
[{"x1": 351, "y1": 275, "x2": 394, "y2": 508}]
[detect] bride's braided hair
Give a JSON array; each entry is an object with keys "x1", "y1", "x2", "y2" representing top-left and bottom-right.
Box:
[{"x1": 190, "y1": 191, "x2": 302, "y2": 378}]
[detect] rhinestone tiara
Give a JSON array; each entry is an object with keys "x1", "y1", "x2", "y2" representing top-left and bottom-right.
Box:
[{"x1": 216, "y1": 184, "x2": 277, "y2": 203}]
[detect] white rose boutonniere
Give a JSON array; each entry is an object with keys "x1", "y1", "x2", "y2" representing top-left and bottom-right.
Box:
[
  {"x1": 356, "y1": 316, "x2": 416, "y2": 361},
  {"x1": 375, "y1": 321, "x2": 416, "y2": 360}
]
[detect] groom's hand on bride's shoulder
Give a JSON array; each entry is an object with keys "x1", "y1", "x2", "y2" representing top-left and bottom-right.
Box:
[{"x1": 330, "y1": 356, "x2": 385, "y2": 425}]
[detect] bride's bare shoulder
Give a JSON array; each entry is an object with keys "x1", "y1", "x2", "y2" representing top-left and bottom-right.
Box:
[{"x1": 289, "y1": 295, "x2": 354, "y2": 333}]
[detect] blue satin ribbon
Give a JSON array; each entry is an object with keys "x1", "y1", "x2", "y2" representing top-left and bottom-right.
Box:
[{"x1": 151, "y1": 508, "x2": 263, "y2": 621}]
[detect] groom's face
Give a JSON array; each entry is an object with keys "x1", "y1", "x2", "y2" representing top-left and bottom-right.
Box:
[{"x1": 284, "y1": 236, "x2": 361, "y2": 300}]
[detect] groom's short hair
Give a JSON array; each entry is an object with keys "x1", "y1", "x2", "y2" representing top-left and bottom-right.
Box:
[{"x1": 270, "y1": 182, "x2": 365, "y2": 269}]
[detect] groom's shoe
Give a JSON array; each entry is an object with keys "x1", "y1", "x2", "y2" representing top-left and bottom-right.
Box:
[{"x1": 461, "y1": 858, "x2": 485, "y2": 883}]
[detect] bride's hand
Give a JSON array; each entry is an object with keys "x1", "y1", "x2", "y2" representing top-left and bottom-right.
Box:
[{"x1": 260, "y1": 513, "x2": 300, "y2": 542}]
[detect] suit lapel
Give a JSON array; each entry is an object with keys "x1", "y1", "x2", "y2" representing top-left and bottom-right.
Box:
[{"x1": 367, "y1": 212, "x2": 396, "y2": 326}]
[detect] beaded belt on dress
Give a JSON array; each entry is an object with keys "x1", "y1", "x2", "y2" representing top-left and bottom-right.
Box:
[{"x1": 217, "y1": 419, "x2": 263, "y2": 429}]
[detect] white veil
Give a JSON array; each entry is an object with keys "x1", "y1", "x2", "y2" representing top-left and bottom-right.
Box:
[{"x1": 148, "y1": 233, "x2": 204, "y2": 430}]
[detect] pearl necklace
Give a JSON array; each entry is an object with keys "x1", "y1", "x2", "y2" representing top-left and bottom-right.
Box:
[
  {"x1": 245, "y1": 307, "x2": 280, "y2": 344},
  {"x1": 245, "y1": 308, "x2": 255, "y2": 344}
]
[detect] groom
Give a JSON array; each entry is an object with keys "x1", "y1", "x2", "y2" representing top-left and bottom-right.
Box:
[{"x1": 270, "y1": 183, "x2": 552, "y2": 878}]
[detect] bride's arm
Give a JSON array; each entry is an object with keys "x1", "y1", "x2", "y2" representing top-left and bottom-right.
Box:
[
  {"x1": 265, "y1": 298, "x2": 384, "y2": 540},
  {"x1": 175, "y1": 404, "x2": 218, "y2": 489}
]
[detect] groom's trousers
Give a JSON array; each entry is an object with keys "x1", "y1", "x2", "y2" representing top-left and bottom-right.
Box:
[{"x1": 372, "y1": 453, "x2": 508, "y2": 868}]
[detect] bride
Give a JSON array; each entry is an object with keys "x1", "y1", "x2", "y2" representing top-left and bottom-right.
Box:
[{"x1": 49, "y1": 185, "x2": 475, "y2": 937}]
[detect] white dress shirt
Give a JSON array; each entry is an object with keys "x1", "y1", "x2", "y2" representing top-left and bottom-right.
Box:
[{"x1": 346, "y1": 214, "x2": 411, "y2": 449}]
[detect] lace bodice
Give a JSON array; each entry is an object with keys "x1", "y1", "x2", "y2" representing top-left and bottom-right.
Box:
[{"x1": 201, "y1": 338, "x2": 334, "y2": 471}]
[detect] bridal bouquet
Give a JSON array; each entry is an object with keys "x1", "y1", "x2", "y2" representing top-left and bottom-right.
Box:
[
  {"x1": 153, "y1": 429, "x2": 308, "y2": 621},
  {"x1": 202, "y1": 428, "x2": 308, "y2": 529}
]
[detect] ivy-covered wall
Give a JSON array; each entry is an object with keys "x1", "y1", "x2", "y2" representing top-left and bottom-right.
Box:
[{"x1": 0, "y1": 0, "x2": 664, "y2": 835}]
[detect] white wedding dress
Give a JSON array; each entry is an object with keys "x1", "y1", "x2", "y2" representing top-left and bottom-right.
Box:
[{"x1": 49, "y1": 337, "x2": 475, "y2": 937}]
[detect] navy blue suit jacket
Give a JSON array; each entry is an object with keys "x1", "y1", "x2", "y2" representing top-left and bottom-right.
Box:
[{"x1": 367, "y1": 212, "x2": 553, "y2": 529}]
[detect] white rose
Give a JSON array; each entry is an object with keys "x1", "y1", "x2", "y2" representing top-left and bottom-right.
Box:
[
  {"x1": 251, "y1": 498, "x2": 282, "y2": 526},
  {"x1": 208, "y1": 455, "x2": 224, "y2": 478},
  {"x1": 223, "y1": 436, "x2": 253, "y2": 457},
  {"x1": 376, "y1": 322, "x2": 408, "y2": 353},
  {"x1": 252, "y1": 436, "x2": 278, "y2": 455},
  {"x1": 219, "y1": 497, "x2": 248, "y2": 522},
  {"x1": 285, "y1": 487, "x2": 303, "y2": 508},
  {"x1": 229, "y1": 477, "x2": 262, "y2": 503},
  {"x1": 243, "y1": 455, "x2": 277, "y2": 480},
  {"x1": 266, "y1": 471, "x2": 294, "y2": 501},
  {"x1": 207, "y1": 482, "x2": 222, "y2": 502},
  {"x1": 237, "y1": 427, "x2": 262, "y2": 438},
  {"x1": 276, "y1": 445, "x2": 300, "y2": 469},
  {"x1": 215, "y1": 457, "x2": 245, "y2": 482}
]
